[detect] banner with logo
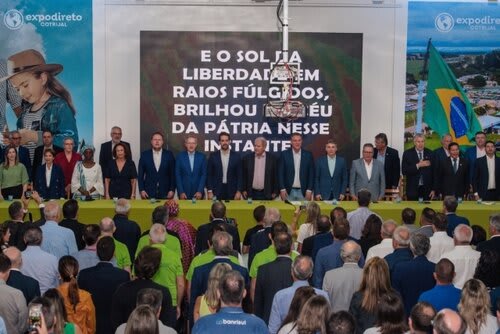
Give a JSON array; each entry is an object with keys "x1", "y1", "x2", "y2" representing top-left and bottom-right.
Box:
[
  {"x1": 0, "y1": 0, "x2": 93, "y2": 148},
  {"x1": 140, "y1": 31, "x2": 362, "y2": 162},
  {"x1": 405, "y1": 1, "x2": 500, "y2": 150}
]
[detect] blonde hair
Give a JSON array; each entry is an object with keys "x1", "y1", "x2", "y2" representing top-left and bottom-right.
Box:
[
  {"x1": 458, "y1": 279, "x2": 491, "y2": 334},
  {"x1": 359, "y1": 257, "x2": 392, "y2": 313},
  {"x1": 205, "y1": 262, "x2": 232, "y2": 309},
  {"x1": 303, "y1": 201, "x2": 321, "y2": 235},
  {"x1": 295, "y1": 295, "x2": 331, "y2": 334}
]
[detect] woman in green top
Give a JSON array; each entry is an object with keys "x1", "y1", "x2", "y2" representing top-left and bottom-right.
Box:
[{"x1": 0, "y1": 145, "x2": 29, "y2": 199}]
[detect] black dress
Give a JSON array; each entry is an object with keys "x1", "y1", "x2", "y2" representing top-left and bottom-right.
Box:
[{"x1": 105, "y1": 159, "x2": 137, "y2": 199}]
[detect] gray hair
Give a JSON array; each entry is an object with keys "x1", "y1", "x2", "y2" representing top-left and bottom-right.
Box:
[
  {"x1": 292, "y1": 255, "x2": 314, "y2": 281},
  {"x1": 212, "y1": 231, "x2": 233, "y2": 256},
  {"x1": 453, "y1": 224, "x2": 473, "y2": 244},
  {"x1": 43, "y1": 201, "x2": 60, "y2": 220},
  {"x1": 340, "y1": 241, "x2": 362, "y2": 263},
  {"x1": 414, "y1": 133, "x2": 425, "y2": 141},
  {"x1": 115, "y1": 198, "x2": 131, "y2": 215},
  {"x1": 381, "y1": 220, "x2": 397, "y2": 238},
  {"x1": 254, "y1": 137, "x2": 267, "y2": 148},
  {"x1": 264, "y1": 207, "x2": 281, "y2": 227},
  {"x1": 410, "y1": 233, "x2": 430, "y2": 256},
  {"x1": 99, "y1": 217, "x2": 115, "y2": 234},
  {"x1": 489, "y1": 213, "x2": 500, "y2": 233},
  {"x1": 393, "y1": 226, "x2": 411, "y2": 247},
  {"x1": 149, "y1": 223, "x2": 166, "y2": 244}
]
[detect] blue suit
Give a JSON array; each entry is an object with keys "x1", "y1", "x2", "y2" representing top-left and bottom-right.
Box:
[
  {"x1": 465, "y1": 146, "x2": 480, "y2": 183},
  {"x1": 278, "y1": 149, "x2": 314, "y2": 196},
  {"x1": 206, "y1": 150, "x2": 242, "y2": 199},
  {"x1": 314, "y1": 155, "x2": 347, "y2": 200},
  {"x1": 34, "y1": 164, "x2": 66, "y2": 199},
  {"x1": 175, "y1": 151, "x2": 207, "y2": 199},
  {"x1": 138, "y1": 149, "x2": 176, "y2": 199},
  {"x1": 446, "y1": 213, "x2": 470, "y2": 237}
]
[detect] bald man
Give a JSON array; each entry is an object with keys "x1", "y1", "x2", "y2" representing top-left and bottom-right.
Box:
[
  {"x1": 4, "y1": 247, "x2": 40, "y2": 304},
  {"x1": 433, "y1": 309, "x2": 466, "y2": 334},
  {"x1": 100, "y1": 217, "x2": 131, "y2": 272}
]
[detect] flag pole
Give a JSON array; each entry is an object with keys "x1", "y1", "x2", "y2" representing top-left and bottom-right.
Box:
[{"x1": 415, "y1": 38, "x2": 431, "y2": 134}]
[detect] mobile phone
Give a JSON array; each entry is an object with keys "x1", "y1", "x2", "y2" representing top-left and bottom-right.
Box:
[
  {"x1": 28, "y1": 303, "x2": 42, "y2": 331},
  {"x1": 24, "y1": 190, "x2": 32, "y2": 198},
  {"x1": 299, "y1": 205, "x2": 306, "y2": 210}
]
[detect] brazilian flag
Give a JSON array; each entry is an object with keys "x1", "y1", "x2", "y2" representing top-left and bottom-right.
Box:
[{"x1": 424, "y1": 43, "x2": 482, "y2": 146}]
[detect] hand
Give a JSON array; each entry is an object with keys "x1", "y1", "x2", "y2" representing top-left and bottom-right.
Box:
[
  {"x1": 280, "y1": 190, "x2": 288, "y2": 201},
  {"x1": 21, "y1": 195, "x2": 30, "y2": 208},
  {"x1": 18, "y1": 128, "x2": 39, "y2": 145},
  {"x1": 140, "y1": 191, "x2": 149, "y2": 199},
  {"x1": 315, "y1": 194, "x2": 322, "y2": 201},
  {"x1": 294, "y1": 207, "x2": 302, "y2": 216},
  {"x1": 242, "y1": 191, "x2": 248, "y2": 199},
  {"x1": 305, "y1": 192, "x2": 312, "y2": 201},
  {"x1": 234, "y1": 191, "x2": 242, "y2": 200},
  {"x1": 418, "y1": 160, "x2": 431, "y2": 168},
  {"x1": 207, "y1": 192, "x2": 213, "y2": 200},
  {"x1": 271, "y1": 193, "x2": 277, "y2": 199},
  {"x1": 194, "y1": 192, "x2": 203, "y2": 200},
  {"x1": 474, "y1": 193, "x2": 480, "y2": 201},
  {"x1": 176, "y1": 306, "x2": 181, "y2": 320},
  {"x1": 105, "y1": 194, "x2": 110, "y2": 200},
  {"x1": 64, "y1": 184, "x2": 71, "y2": 194},
  {"x1": 31, "y1": 191, "x2": 42, "y2": 204},
  {"x1": 339, "y1": 194, "x2": 345, "y2": 201},
  {"x1": 179, "y1": 193, "x2": 187, "y2": 200},
  {"x1": 167, "y1": 191, "x2": 174, "y2": 199},
  {"x1": 429, "y1": 191, "x2": 436, "y2": 200},
  {"x1": 351, "y1": 195, "x2": 358, "y2": 201}
]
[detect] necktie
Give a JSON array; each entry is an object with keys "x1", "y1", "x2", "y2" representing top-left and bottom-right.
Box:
[
  {"x1": 453, "y1": 158, "x2": 458, "y2": 173},
  {"x1": 418, "y1": 151, "x2": 423, "y2": 161}
]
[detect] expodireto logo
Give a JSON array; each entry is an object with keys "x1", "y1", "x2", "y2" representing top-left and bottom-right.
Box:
[
  {"x1": 3, "y1": 9, "x2": 24, "y2": 30},
  {"x1": 3, "y1": 8, "x2": 83, "y2": 29},
  {"x1": 435, "y1": 12, "x2": 455, "y2": 33}
]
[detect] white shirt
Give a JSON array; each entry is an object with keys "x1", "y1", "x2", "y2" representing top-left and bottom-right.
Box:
[
  {"x1": 476, "y1": 146, "x2": 486, "y2": 159},
  {"x1": 487, "y1": 155, "x2": 496, "y2": 190},
  {"x1": 153, "y1": 149, "x2": 162, "y2": 171},
  {"x1": 292, "y1": 150, "x2": 301, "y2": 188},
  {"x1": 464, "y1": 314, "x2": 498, "y2": 334},
  {"x1": 440, "y1": 245, "x2": 481, "y2": 289},
  {"x1": 221, "y1": 150, "x2": 230, "y2": 184},
  {"x1": 366, "y1": 238, "x2": 394, "y2": 261},
  {"x1": 45, "y1": 164, "x2": 52, "y2": 188},
  {"x1": 427, "y1": 231, "x2": 454, "y2": 263},
  {"x1": 364, "y1": 159, "x2": 373, "y2": 180}
]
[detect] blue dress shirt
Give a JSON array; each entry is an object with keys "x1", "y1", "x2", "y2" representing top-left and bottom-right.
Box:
[
  {"x1": 418, "y1": 284, "x2": 461, "y2": 312},
  {"x1": 40, "y1": 221, "x2": 78, "y2": 259},
  {"x1": 21, "y1": 246, "x2": 59, "y2": 294}
]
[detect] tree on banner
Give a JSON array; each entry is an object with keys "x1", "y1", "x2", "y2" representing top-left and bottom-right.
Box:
[{"x1": 424, "y1": 42, "x2": 482, "y2": 146}]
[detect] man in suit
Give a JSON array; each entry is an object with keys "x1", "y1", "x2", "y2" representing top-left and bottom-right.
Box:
[
  {"x1": 443, "y1": 196, "x2": 470, "y2": 237},
  {"x1": 241, "y1": 137, "x2": 278, "y2": 200},
  {"x1": 432, "y1": 142, "x2": 469, "y2": 199},
  {"x1": 254, "y1": 232, "x2": 294, "y2": 324},
  {"x1": 391, "y1": 233, "x2": 436, "y2": 315},
  {"x1": 175, "y1": 134, "x2": 207, "y2": 200},
  {"x1": 432, "y1": 134, "x2": 452, "y2": 172},
  {"x1": 78, "y1": 236, "x2": 130, "y2": 334},
  {"x1": 32, "y1": 130, "x2": 63, "y2": 184},
  {"x1": 4, "y1": 246, "x2": 40, "y2": 305},
  {"x1": 59, "y1": 199, "x2": 86, "y2": 251},
  {"x1": 99, "y1": 126, "x2": 132, "y2": 175},
  {"x1": 195, "y1": 201, "x2": 241, "y2": 255},
  {"x1": 402, "y1": 134, "x2": 433, "y2": 200},
  {"x1": 314, "y1": 140, "x2": 348, "y2": 201},
  {"x1": 206, "y1": 131, "x2": 242, "y2": 200},
  {"x1": 138, "y1": 132, "x2": 176, "y2": 199},
  {"x1": 476, "y1": 213, "x2": 500, "y2": 254},
  {"x1": 349, "y1": 143, "x2": 385, "y2": 201},
  {"x1": 473, "y1": 140, "x2": 500, "y2": 201},
  {"x1": 112, "y1": 198, "x2": 141, "y2": 263},
  {"x1": 322, "y1": 241, "x2": 363, "y2": 312},
  {"x1": 465, "y1": 131, "x2": 487, "y2": 182},
  {"x1": 374, "y1": 133, "x2": 400, "y2": 189},
  {"x1": 278, "y1": 132, "x2": 314, "y2": 201}
]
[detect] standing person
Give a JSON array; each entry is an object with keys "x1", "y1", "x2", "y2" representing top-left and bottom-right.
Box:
[
  {"x1": 349, "y1": 143, "x2": 385, "y2": 201},
  {"x1": 241, "y1": 137, "x2": 279, "y2": 200},
  {"x1": 296, "y1": 201, "x2": 321, "y2": 253},
  {"x1": 278, "y1": 132, "x2": 314, "y2": 201},
  {"x1": 432, "y1": 142, "x2": 469, "y2": 199},
  {"x1": 54, "y1": 137, "x2": 82, "y2": 197},
  {"x1": 34, "y1": 148, "x2": 66, "y2": 199},
  {"x1": 206, "y1": 132, "x2": 242, "y2": 200},
  {"x1": 56, "y1": 256, "x2": 96, "y2": 334},
  {"x1": 432, "y1": 134, "x2": 452, "y2": 175},
  {"x1": 278, "y1": 295, "x2": 331, "y2": 334},
  {"x1": 32, "y1": 130, "x2": 63, "y2": 183},
  {"x1": 112, "y1": 199, "x2": 141, "y2": 264},
  {"x1": 373, "y1": 133, "x2": 401, "y2": 190},
  {"x1": 59, "y1": 199, "x2": 86, "y2": 251},
  {"x1": 402, "y1": 134, "x2": 433, "y2": 201},
  {"x1": 6, "y1": 130, "x2": 32, "y2": 179},
  {"x1": 4, "y1": 49, "x2": 78, "y2": 154},
  {"x1": 363, "y1": 292, "x2": 408, "y2": 334},
  {"x1": 473, "y1": 140, "x2": 500, "y2": 201},
  {"x1": 71, "y1": 145, "x2": 104, "y2": 200},
  {"x1": 465, "y1": 131, "x2": 487, "y2": 183},
  {"x1": 0, "y1": 253, "x2": 28, "y2": 334},
  {"x1": 3, "y1": 246, "x2": 41, "y2": 305},
  {"x1": 99, "y1": 126, "x2": 132, "y2": 176},
  {"x1": 104, "y1": 142, "x2": 137, "y2": 200},
  {"x1": 192, "y1": 270, "x2": 268, "y2": 334},
  {"x1": 138, "y1": 132, "x2": 176, "y2": 200},
  {"x1": 458, "y1": 279, "x2": 498, "y2": 334},
  {"x1": 175, "y1": 134, "x2": 207, "y2": 200},
  {"x1": 193, "y1": 263, "x2": 232, "y2": 322},
  {"x1": 0, "y1": 145, "x2": 29, "y2": 199},
  {"x1": 314, "y1": 140, "x2": 348, "y2": 201},
  {"x1": 346, "y1": 189, "x2": 377, "y2": 240},
  {"x1": 40, "y1": 201, "x2": 78, "y2": 259},
  {"x1": 476, "y1": 213, "x2": 500, "y2": 254}
]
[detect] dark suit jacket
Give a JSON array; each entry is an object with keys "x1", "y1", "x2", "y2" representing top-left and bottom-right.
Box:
[
  {"x1": 391, "y1": 256, "x2": 436, "y2": 315},
  {"x1": 112, "y1": 214, "x2": 141, "y2": 263},
  {"x1": 111, "y1": 278, "x2": 175, "y2": 332},
  {"x1": 374, "y1": 146, "x2": 401, "y2": 189},
  {"x1": 138, "y1": 149, "x2": 176, "y2": 199},
  {"x1": 465, "y1": 146, "x2": 481, "y2": 183},
  {"x1": 434, "y1": 157, "x2": 469, "y2": 198},
  {"x1": 32, "y1": 145, "x2": 63, "y2": 184},
  {"x1": 402, "y1": 147, "x2": 433, "y2": 200},
  {"x1": 473, "y1": 156, "x2": 500, "y2": 200},
  {"x1": 432, "y1": 147, "x2": 449, "y2": 172},
  {"x1": 384, "y1": 248, "x2": 413, "y2": 274},
  {"x1": 254, "y1": 256, "x2": 293, "y2": 324},
  {"x1": 207, "y1": 150, "x2": 242, "y2": 199},
  {"x1": 476, "y1": 236, "x2": 500, "y2": 254},
  {"x1": 175, "y1": 151, "x2": 207, "y2": 199},
  {"x1": 195, "y1": 218, "x2": 241, "y2": 255},
  {"x1": 6, "y1": 269, "x2": 41, "y2": 305},
  {"x1": 314, "y1": 155, "x2": 348, "y2": 200},
  {"x1": 278, "y1": 149, "x2": 314, "y2": 196},
  {"x1": 241, "y1": 153, "x2": 278, "y2": 200},
  {"x1": 98, "y1": 140, "x2": 131, "y2": 176},
  {"x1": 79, "y1": 262, "x2": 130, "y2": 334},
  {"x1": 446, "y1": 213, "x2": 470, "y2": 237},
  {"x1": 16, "y1": 146, "x2": 32, "y2": 180},
  {"x1": 34, "y1": 164, "x2": 66, "y2": 199},
  {"x1": 59, "y1": 218, "x2": 86, "y2": 250}
]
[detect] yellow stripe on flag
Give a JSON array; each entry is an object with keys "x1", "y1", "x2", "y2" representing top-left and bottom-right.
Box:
[{"x1": 435, "y1": 88, "x2": 472, "y2": 145}]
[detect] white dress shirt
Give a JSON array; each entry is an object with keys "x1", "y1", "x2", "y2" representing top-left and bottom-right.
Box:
[
  {"x1": 440, "y1": 245, "x2": 481, "y2": 289},
  {"x1": 153, "y1": 149, "x2": 162, "y2": 171},
  {"x1": 292, "y1": 150, "x2": 301, "y2": 188},
  {"x1": 427, "y1": 231, "x2": 454, "y2": 263},
  {"x1": 366, "y1": 238, "x2": 394, "y2": 261}
]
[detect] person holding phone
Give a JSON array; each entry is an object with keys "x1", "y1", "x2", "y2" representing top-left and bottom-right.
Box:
[{"x1": 0, "y1": 144, "x2": 29, "y2": 199}]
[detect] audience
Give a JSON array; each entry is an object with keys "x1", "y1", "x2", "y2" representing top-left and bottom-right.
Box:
[
  {"x1": 363, "y1": 291, "x2": 408, "y2": 334},
  {"x1": 408, "y1": 302, "x2": 436, "y2": 334},
  {"x1": 402, "y1": 207, "x2": 418, "y2": 234},
  {"x1": 427, "y1": 213, "x2": 454, "y2": 263},
  {"x1": 366, "y1": 219, "x2": 396, "y2": 261},
  {"x1": 122, "y1": 305, "x2": 159, "y2": 334},
  {"x1": 40, "y1": 201, "x2": 78, "y2": 259},
  {"x1": 301, "y1": 214, "x2": 331, "y2": 258},
  {"x1": 71, "y1": 224, "x2": 103, "y2": 270},
  {"x1": 384, "y1": 225, "x2": 412, "y2": 274},
  {"x1": 443, "y1": 196, "x2": 470, "y2": 237},
  {"x1": 414, "y1": 207, "x2": 435, "y2": 237},
  {"x1": 242, "y1": 205, "x2": 266, "y2": 255},
  {"x1": 471, "y1": 225, "x2": 487, "y2": 248},
  {"x1": 432, "y1": 309, "x2": 466, "y2": 334},
  {"x1": 476, "y1": 213, "x2": 500, "y2": 255},
  {"x1": 112, "y1": 198, "x2": 141, "y2": 264},
  {"x1": 458, "y1": 279, "x2": 498, "y2": 334},
  {"x1": 43, "y1": 288, "x2": 83, "y2": 334},
  {"x1": 359, "y1": 214, "x2": 382, "y2": 258},
  {"x1": 277, "y1": 286, "x2": 317, "y2": 334},
  {"x1": 473, "y1": 249, "x2": 500, "y2": 314},
  {"x1": 3, "y1": 246, "x2": 41, "y2": 305},
  {"x1": 326, "y1": 311, "x2": 356, "y2": 334},
  {"x1": 346, "y1": 189, "x2": 376, "y2": 240},
  {"x1": 59, "y1": 199, "x2": 86, "y2": 251},
  {"x1": 0, "y1": 252, "x2": 28, "y2": 334},
  {"x1": 295, "y1": 201, "x2": 321, "y2": 253},
  {"x1": 278, "y1": 295, "x2": 331, "y2": 334}
]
